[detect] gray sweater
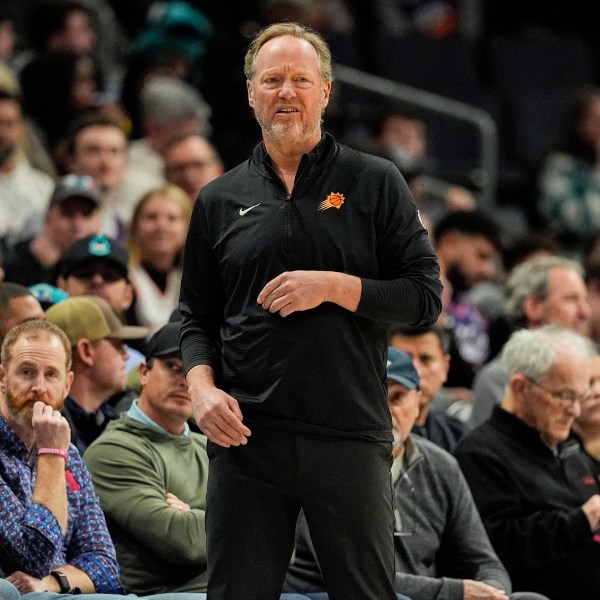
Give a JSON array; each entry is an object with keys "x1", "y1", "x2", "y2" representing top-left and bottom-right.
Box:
[{"x1": 284, "y1": 435, "x2": 511, "y2": 600}]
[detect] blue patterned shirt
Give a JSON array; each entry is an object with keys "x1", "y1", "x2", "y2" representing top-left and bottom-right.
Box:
[{"x1": 0, "y1": 416, "x2": 123, "y2": 593}]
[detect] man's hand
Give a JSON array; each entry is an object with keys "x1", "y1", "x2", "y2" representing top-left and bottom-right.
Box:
[
  {"x1": 582, "y1": 494, "x2": 600, "y2": 531},
  {"x1": 191, "y1": 385, "x2": 251, "y2": 447},
  {"x1": 258, "y1": 270, "x2": 329, "y2": 316},
  {"x1": 463, "y1": 580, "x2": 509, "y2": 599},
  {"x1": 186, "y1": 365, "x2": 251, "y2": 448},
  {"x1": 32, "y1": 401, "x2": 70, "y2": 450},
  {"x1": 166, "y1": 492, "x2": 191, "y2": 512},
  {"x1": 6, "y1": 571, "x2": 47, "y2": 593},
  {"x1": 258, "y1": 270, "x2": 361, "y2": 316}
]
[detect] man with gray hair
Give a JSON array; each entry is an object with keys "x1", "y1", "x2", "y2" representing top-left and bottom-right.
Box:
[
  {"x1": 116, "y1": 76, "x2": 213, "y2": 211},
  {"x1": 456, "y1": 325, "x2": 600, "y2": 600},
  {"x1": 470, "y1": 255, "x2": 591, "y2": 426}
]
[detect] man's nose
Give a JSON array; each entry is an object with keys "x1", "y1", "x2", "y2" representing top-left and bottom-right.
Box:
[
  {"x1": 279, "y1": 80, "x2": 296, "y2": 99},
  {"x1": 31, "y1": 373, "x2": 48, "y2": 393}
]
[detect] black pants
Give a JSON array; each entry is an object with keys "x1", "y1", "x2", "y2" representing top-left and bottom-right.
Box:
[{"x1": 205, "y1": 424, "x2": 397, "y2": 600}]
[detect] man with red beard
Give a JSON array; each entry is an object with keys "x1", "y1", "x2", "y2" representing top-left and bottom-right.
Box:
[{"x1": 0, "y1": 319, "x2": 123, "y2": 594}]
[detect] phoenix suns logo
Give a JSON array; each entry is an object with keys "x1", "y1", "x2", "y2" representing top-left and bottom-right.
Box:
[{"x1": 318, "y1": 192, "x2": 345, "y2": 211}]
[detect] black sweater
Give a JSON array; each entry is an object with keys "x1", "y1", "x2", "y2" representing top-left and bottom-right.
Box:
[
  {"x1": 180, "y1": 133, "x2": 442, "y2": 441},
  {"x1": 456, "y1": 406, "x2": 600, "y2": 600}
]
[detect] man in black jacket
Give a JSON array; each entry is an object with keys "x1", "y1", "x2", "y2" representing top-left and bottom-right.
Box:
[
  {"x1": 456, "y1": 325, "x2": 600, "y2": 600},
  {"x1": 180, "y1": 21, "x2": 442, "y2": 600}
]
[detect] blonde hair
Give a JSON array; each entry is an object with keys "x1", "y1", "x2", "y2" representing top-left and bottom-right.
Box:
[
  {"x1": 1, "y1": 320, "x2": 72, "y2": 371},
  {"x1": 244, "y1": 22, "x2": 333, "y2": 84},
  {"x1": 126, "y1": 184, "x2": 192, "y2": 267}
]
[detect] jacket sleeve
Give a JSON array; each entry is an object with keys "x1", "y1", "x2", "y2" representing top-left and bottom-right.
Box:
[
  {"x1": 456, "y1": 443, "x2": 593, "y2": 571},
  {"x1": 355, "y1": 163, "x2": 442, "y2": 325},
  {"x1": 84, "y1": 436, "x2": 207, "y2": 565},
  {"x1": 179, "y1": 196, "x2": 226, "y2": 375},
  {"x1": 393, "y1": 573, "x2": 463, "y2": 600},
  {"x1": 0, "y1": 479, "x2": 65, "y2": 576}
]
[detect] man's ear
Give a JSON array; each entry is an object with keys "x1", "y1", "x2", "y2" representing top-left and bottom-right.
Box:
[
  {"x1": 64, "y1": 370, "x2": 74, "y2": 398},
  {"x1": 523, "y1": 295, "x2": 543, "y2": 326},
  {"x1": 247, "y1": 80, "x2": 255, "y2": 108},
  {"x1": 509, "y1": 373, "x2": 529, "y2": 405},
  {"x1": 121, "y1": 282, "x2": 135, "y2": 311},
  {"x1": 139, "y1": 362, "x2": 150, "y2": 387},
  {"x1": 74, "y1": 338, "x2": 95, "y2": 368}
]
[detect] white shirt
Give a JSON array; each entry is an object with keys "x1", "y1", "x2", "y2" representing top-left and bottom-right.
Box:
[{"x1": 0, "y1": 160, "x2": 53, "y2": 243}]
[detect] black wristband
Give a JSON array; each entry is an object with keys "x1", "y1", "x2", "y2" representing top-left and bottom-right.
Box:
[{"x1": 50, "y1": 570, "x2": 71, "y2": 594}]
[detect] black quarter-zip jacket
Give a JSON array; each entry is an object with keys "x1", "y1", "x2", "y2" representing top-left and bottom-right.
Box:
[{"x1": 180, "y1": 133, "x2": 442, "y2": 441}]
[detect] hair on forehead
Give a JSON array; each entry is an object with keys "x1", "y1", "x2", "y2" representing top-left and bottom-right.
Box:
[
  {"x1": 501, "y1": 324, "x2": 595, "y2": 382},
  {"x1": 244, "y1": 21, "x2": 333, "y2": 84},
  {"x1": 1, "y1": 319, "x2": 72, "y2": 371}
]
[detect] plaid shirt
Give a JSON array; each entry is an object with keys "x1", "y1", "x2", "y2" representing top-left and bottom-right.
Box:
[{"x1": 0, "y1": 416, "x2": 123, "y2": 593}]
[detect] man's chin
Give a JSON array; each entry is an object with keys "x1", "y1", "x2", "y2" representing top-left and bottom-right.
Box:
[{"x1": 9, "y1": 408, "x2": 33, "y2": 429}]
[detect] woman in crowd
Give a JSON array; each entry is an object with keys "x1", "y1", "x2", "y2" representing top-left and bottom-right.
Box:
[{"x1": 127, "y1": 184, "x2": 191, "y2": 335}]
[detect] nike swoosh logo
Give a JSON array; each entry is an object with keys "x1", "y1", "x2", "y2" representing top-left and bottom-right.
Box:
[{"x1": 239, "y1": 203, "x2": 260, "y2": 216}]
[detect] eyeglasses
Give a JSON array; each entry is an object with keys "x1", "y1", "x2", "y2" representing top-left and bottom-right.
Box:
[
  {"x1": 526, "y1": 377, "x2": 593, "y2": 408},
  {"x1": 393, "y1": 470, "x2": 415, "y2": 537},
  {"x1": 70, "y1": 267, "x2": 123, "y2": 283}
]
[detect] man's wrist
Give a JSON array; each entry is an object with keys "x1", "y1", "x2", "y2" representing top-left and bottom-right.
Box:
[
  {"x1": 49, "y1": 570, "x2": 70, "y2": 593},
  {"x1": 38, "y1": 448, "x2": 68, "y2": 464}
]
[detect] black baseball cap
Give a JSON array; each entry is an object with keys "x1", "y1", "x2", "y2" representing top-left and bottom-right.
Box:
[
  {"x1": 50, "y1": 174, "x2": 101, "y2": 208},
  {"x1": 59, "y1": 234, "x2": 129, "y2": 280},
  {"x1": 146, "y1": 321, "x2": 181, "y2": 360}
]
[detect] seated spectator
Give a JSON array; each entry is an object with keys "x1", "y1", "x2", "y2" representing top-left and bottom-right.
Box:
[
  {"x1": 85, "y1": 321, "x2": 209, "y2": 595},
  {"x1": 44, "y1": 295, "x2": 148, "y2": 454},
  {"x1": 59, "y1": 113, "x2": 129, "y2": 239},
  {"x1": 470, "y1": 255, "x2": 591, "y2": 427},
  {"x1": 56, "y1": 233, "x2": 146, "y2": 369},
  {"x1": 389, "y1": 323, "x2": 469, "y2": 452},
  {"x1": 56, "y1": 233, "x2": 134, "y2": 319},
  {"x1": 0, "y1": 319, "x2": 123, "y2": 594},
  {"x1": 115, "y1": 76, "x2": 212, "y2": 215},
  {"x1": 0, "y1": 90, "x2": 54, "y2": 245},
  {"x1": 0, "y1": 282, "x2": 45, "y2": 346},
  {"x1": 456, "y1": 326, "x2": 600, "y2": 600},
  {"x1": 0, "y1": 319, "x2": 235, "y2": 600},
  {"x1": 285, "y1": 347, "x2": 544, "y2": 600},
  {"x1": 164, "y1": 133, "x2": 224, "y2": 202},
  {"x1": 2, "y1": 174, "x2": 101, "y2": 286},
  {"x1": 126, "y1": 185, "x2": 191, "y2": 335},
  {"x1": 433, "y1": 209, "x2": 503, "y2": 391}
]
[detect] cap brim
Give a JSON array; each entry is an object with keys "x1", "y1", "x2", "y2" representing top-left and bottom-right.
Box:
[
  {"x1": 387, "y1": 374, "x2": 419, "y2": 389},
  {"x1": 62, "y1": 256, "x2": 128, "y2": 280},
  {"x1": 52, "y1": 192, "x2": 101, "y2": 207},
  {"x1": 151, "y1": 345, "x2": 181, "y2": 357},
  {"x1": 111, "y1": 324, "x2": 150, "y2": 340}
]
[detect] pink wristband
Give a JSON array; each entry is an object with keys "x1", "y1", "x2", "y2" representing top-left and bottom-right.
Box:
[{"x1": 38, "y1": 448, "x2": 68, "y2": 464}]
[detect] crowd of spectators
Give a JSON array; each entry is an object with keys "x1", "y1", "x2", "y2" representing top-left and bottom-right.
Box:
[{"x1": 2, "y1": 1, "x2": 600, "y2": 599}]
